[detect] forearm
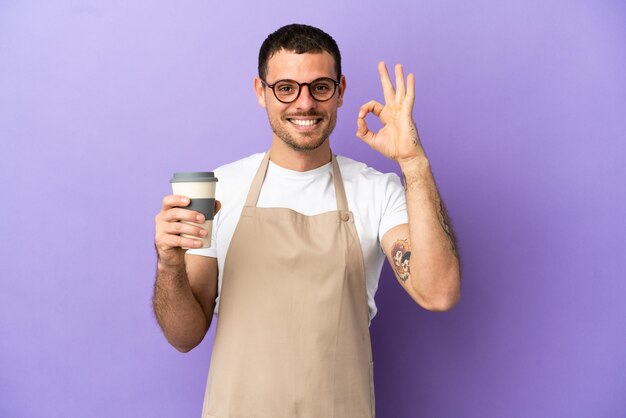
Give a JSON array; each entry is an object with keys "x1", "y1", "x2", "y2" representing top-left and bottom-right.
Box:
[
  {"x1": 153, "y1": 260, "x2": 209, "y2": 352},
  {"x1": 400, "y1": 156, "x2": 461, "y2": 310}
]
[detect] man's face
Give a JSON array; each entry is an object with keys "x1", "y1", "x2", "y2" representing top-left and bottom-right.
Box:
[{"x1": 255, "y1": 50, "x2": 346, "y2": 152}]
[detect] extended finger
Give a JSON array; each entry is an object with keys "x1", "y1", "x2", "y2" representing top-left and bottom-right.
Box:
[
  {"x1": 404, "y1": 73, "x2": 415, "y2": 115},
  {"x1": 378, "y1": 61, "x2": 395, "y2": 104},
  {"x1": 162, "y1": 194, "x2": 190, "y2": 209},
  {"x1": 214, "y1": 200, "x2": 222, "y2": 215},
  {"x1": 395, "y1": 64, "x2": 406, "y2": 104},
  {"x1": 358, "y1": 100, "x2": 384, "y2": 119}
]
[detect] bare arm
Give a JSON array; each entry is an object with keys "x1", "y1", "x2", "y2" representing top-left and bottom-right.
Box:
[
  {"x1": 358, "y1": 62, "x2": 460, "y2": 311},
  {"x1": 153, "y1": 195, "x2": 220, "y2": 352},
  {"x1": 381, "y1": 162, "x2": 460, "y2": 311}
]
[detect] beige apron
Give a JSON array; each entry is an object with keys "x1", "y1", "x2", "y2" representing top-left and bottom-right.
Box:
[{"x1": 202, "y1": 152, "x2": 375, "y2": 418}]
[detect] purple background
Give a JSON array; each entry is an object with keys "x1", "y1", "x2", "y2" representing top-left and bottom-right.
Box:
[{"x1": 1, "y1": 1, "x2": 625, "y2": 417}]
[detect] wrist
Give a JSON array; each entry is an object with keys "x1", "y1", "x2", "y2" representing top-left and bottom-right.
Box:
[
  {"x1": 157, "y1": 254, "x2": 186, "y2": 272},
  {"x1": 399, "y1": 155, "x2": 430, "y2": 175}
]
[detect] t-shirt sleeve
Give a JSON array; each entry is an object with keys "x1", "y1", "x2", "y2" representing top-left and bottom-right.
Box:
[{"x1": 378, "y1": 173, "x2": 408, "y2": 242}]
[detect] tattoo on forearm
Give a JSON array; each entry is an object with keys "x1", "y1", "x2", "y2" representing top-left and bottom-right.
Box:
[
  {"x1": 437, "y1": 200, "x2": 459, "y2": 259},
  {"x1": 391, "y1": 239, "x2": 411, "y2": 282}
]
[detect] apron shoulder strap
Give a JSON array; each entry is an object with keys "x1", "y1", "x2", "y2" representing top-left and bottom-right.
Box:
[
  {"x1": 244, "y1": 151, "x2": 271, "y2": 207},
  {"x1": 331, "y1": 154, "x2": 349, "y2": 212}
]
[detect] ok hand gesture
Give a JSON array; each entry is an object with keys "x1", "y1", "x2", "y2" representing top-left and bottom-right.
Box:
[{"x1": 356, "y1": 62, "x2": 424, "y2": 164}]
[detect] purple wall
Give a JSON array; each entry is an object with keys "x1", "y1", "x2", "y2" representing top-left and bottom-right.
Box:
[{"x1": 1, "y1": 1, "x2": 625, "y2": 417}]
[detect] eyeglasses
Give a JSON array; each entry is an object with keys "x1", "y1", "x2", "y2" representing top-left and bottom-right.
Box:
[{"x1": 261, "y1": 77, "x2": 340, "y2": 103}]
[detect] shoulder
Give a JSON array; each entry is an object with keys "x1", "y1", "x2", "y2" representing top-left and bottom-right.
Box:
[
  {"x1": 212, "y1": 153, "x2": 265, "y2": 188},
  {"x1": 335, "y1": 155, "x2": 403, "y2": 189},
  {"x1": 212, "y1": 152, "x2": 265, "y2": 202},
  {"x1": 336, "y1": 155, "x2": 408, "y2": 241},
  {"x1": 214, "y1": 152, "x2": 265, "y2": 179}
]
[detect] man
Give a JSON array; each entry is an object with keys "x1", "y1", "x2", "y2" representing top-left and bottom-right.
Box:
[{"x1": 153, "y1": 24, "x2": 460, "y2": 417}]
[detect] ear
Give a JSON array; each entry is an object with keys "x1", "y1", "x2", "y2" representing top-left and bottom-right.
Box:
[
  {"x1": 337, "y1": 75, "x2": 347, "y2": 108},
  {"x1": 254, "y1": 77, "x2": 267, "y2": 108}
]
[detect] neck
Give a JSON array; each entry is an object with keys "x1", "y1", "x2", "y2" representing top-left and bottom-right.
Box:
[{"x1": 269, "y1": 136, "x2": 332, "y2": 171}]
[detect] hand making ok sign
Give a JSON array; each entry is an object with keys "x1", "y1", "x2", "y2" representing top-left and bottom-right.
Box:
[{"x1": 356, "y1": 62, "x2": 425, "y2": 165}]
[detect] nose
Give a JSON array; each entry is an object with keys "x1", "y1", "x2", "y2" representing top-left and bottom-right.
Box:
[{"x1": 293, "y1": 84, "x2": 317, "y2": 110}]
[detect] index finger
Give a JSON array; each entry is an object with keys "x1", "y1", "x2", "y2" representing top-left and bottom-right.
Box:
[
  {"x1": 378, "y1": 61, "x2": 395, "y2": 105},
  {"x1": 162, "y1": 194, "x2": 190, "y2": 209}
]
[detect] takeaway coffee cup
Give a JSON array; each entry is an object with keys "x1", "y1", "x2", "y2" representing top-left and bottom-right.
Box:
[{"x1": 170, "y1": 172, "x2": 218, "y2": 249}]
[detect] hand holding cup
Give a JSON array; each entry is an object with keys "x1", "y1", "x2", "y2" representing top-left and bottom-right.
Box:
[{"x1": 154, "y1": 172, "x2": 219, "y2": 267}]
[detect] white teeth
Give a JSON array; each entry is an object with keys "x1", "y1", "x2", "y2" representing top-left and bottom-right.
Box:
[{"x1": 290, "y1": 119, "x2": 319, "y2": 126}]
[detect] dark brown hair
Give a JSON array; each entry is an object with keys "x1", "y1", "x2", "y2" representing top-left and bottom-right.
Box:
[{"x1": 258, "y1": 24, "x2": 342, "y2": 81}]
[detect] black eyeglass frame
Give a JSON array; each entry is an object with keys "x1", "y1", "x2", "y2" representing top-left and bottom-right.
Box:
[{"x1": 261, "y1": 77, "x2": 340, "y2": 104}]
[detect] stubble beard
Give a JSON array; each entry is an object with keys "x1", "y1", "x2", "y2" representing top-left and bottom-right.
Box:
[{"x1": 268, "y1": 110, "x2": 337, "y2": 152}]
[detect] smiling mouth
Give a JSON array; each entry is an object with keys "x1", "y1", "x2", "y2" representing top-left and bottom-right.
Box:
[{"x1": 287, "y1": 118, "x2": 322, "y2": 127}]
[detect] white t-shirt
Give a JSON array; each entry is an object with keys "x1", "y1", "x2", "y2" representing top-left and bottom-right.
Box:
[{"x1": 187, "y1": 152, "x2": 408, "y2": 321}]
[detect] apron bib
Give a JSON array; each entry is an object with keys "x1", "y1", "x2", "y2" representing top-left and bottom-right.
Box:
[{"x1": 202, "y1": 152, "x2": 375, "y2": 418}]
